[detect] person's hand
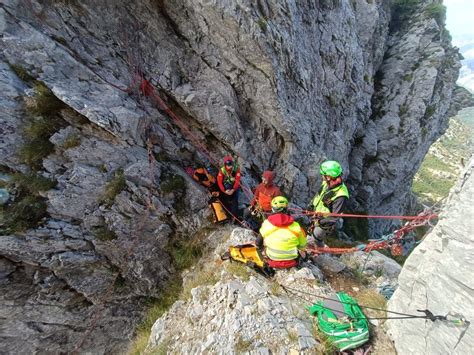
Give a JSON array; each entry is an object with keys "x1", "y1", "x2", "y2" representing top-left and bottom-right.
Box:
[
  {"x1": 225, "y1": 189, "x2": 234, "y2": 195},
  {"x1": 211, "y1": 191, "x2": 219, "y2": 197}
]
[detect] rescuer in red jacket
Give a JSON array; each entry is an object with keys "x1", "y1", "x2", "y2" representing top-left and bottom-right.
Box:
[{"x1": 217, "y1": 155, "x2": 241, "y2": 220}]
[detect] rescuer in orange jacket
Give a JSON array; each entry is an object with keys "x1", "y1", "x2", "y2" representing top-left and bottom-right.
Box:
[{"x1": 243, "y1": 171, "x2": 282, "y2": 231}]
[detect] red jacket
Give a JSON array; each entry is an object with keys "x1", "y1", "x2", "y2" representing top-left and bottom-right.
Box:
[
  {"x1": 217, "y1": 156, "x2": 241, "y2": 192},
  {"x1": 250, "y1": 171, "x2": 282, "y2": 212}
]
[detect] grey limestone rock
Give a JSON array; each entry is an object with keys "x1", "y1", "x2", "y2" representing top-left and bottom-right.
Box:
[
  {"x1": 387, "y1": 159, "x2": 474, "y2": 354},
  {"x1": 0, "y1": 0, "x2": 469, "y2": 353}
]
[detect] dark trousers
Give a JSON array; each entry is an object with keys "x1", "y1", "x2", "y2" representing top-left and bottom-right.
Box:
[{"x1": 219, "y1": 190, "x2": 241, "y2": 220}]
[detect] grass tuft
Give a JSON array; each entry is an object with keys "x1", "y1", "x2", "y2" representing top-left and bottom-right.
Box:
[
  {"x1": 9, "y1": 64, "x2": 36, "y2": 82},
  {"x1": 61, "y1": 134, "x2": 81, "y2": 149},
  {"x1": 101, "y1": 168, "x2": 126, "y2": 206},
  {"x1": 0, "y1": 173, "x2": 56, "y2": 235},
  {"x1": 182, "y1": 267, "x2": 220, "y2": 301},
  {"x1": 28, "y1": 82, "x2": 67, "y2": 116},
  {"x1": 92, "y1": 225, "x2": 117, "y2": 241},
  {"x1": 234, "y1": 335, "x2": 253, "y2": 353},
  {"x1": 225, "y1": 262, "x2": 251, "y2": 281}
]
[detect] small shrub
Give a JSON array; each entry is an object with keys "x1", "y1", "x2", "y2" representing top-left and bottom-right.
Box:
[
  {"x1": 312, "y1": 321, "x2": 338, "y2": 355},
  {"x1": 28, "y1": 82, "x2": 66, "y2": 116},
  {"x1": 169, "y1": 239, "x2": 203, "y2": 271},
  {"x1": 160, "y1": 174, "x2": 186, "y2": 194},
  {"x1": 355, "y1": 289, "x2": 387, "y2": 318},
  {"x1": 403, "y1": 73, "x2": 413, "y2": 82},
  {"x1": 288, "y1": 329, "x2": 299, "y2": 343},
  {"x1": 9, "y1": 64, "x2": 35, "y2": 82},
  {"x1": 11, "y1": 173, "x2": 57, "y2": 194},
  {"x1": 424, "y1": 104, "x2": 436, "y2": 119},
  {"x1": 0, "y1": 196, "x2": 47, "y2": 234},
  {"x1": 92, "y1": 225, "x2": 117, "y2": 241},
  {"x1": 61, "y1": 134, "x2": 81, "y2": 149},
  {"x1": 0, "y1": 173, "x2": 56, "y2": 234},
  {"x1": 234, "y1": 335, "x2": 252, "y2": 353},
  {"x1": 399, "y1": 104, "x2": 409, "y2": 116},
  {"x1": 114, "y1": 274, "x2": 126, "y2": 289},
  {"x1": 363, "y1": 74, "x2": 370, "y2": 83},
  {"x1": 18, "y1": 83, "x2": 66, "y2": 170},
  {"x1": 425, "y1": 3, "x2": 446, "y2": 25},
  {"x1": 256, "y1": 18, "x2": 267, "y2": 32},
  {"x1": 270, "y1": 281, "x2": 282, "y2": 296},
  {"x1": 101, "y1": 168, "x2": 126, "y2": 206},
  {"x1": 137, "y1": 279, "x2": 182, "y2": 335}
]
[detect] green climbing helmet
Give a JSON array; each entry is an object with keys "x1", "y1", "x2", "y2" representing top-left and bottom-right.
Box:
[
  {"x1": 271, "y1": 196, "x2": 288, "y2": 212},
  {"x1": 320, "y1": 160, "x2": 342, "y2": 178}
]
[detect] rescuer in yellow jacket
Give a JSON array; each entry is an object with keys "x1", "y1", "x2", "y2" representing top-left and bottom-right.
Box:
[{"x1": 256, "y1": 196, "x2": 307, "y2": 268}]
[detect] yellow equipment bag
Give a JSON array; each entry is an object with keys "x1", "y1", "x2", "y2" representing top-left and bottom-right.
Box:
[
  {"x1": 209, "y1": 198, "x2": 228, "y2": 223},
  {"x1": 221, "y1": 244, "x2": 274, "y2": 277}
]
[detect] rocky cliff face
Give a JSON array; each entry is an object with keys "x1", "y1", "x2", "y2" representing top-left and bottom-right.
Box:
[
  {"x1": 387, "y1": 158, "x2": 474, "y2": 354},
  {"x1": 0, "y1": 0, "x2": 466, "y2": 353}
]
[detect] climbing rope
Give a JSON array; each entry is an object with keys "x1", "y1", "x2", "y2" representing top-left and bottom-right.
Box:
[{"x1": 280, "y1": 284, "x2": 469, "y2": 325}]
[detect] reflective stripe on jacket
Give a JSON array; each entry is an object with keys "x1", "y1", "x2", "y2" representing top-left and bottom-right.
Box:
[
  {"x1": 312, "y1": 181, "x2": 349, "y2": 214},
  {"x1": 260, "y1": 218, "x2": 306, "y2": 261}
]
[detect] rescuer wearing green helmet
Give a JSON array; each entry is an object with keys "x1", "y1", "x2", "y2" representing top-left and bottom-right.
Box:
[{"x1": 309, "y1": 160, "x2": 349, "y2": 247}]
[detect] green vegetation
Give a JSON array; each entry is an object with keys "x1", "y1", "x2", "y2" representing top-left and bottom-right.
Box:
[
  {"x1": 256, "y1": 18, "x2": 267, "y2": 32},
  {"x1": 425, "y1": 3, "x2": 446, "y2": 25},
  {"x1": 424, "y1": 104, "x2": 436, "y2": 119},
  {"x1": 182, "y1": 267, "x2": 220, "y2": 300},
  {"x1": 101, "y1": 168, "x2": 126, "y2": 206},
  {"x1": 288, "y1": 329, "x2": 299, "y2": 343},
  {"x1": 149, "y1": 338, "x2": 170, "y2": 355},
  {"x1": 130, "y1": 227, "x2": 217, "y2": 354},
  {"x1": 28, "y1": 82, "x2": 67, "y2": 116},
  {"x1": 312, "y1": 321, "x2": 338, "y2": 355},
  {"x1": 19, "y1": 82, "x2": 66, "y2": 170},
  {"x1": 225, "y1": 261, "x2": 251, "y2": 281},
  {"x1": 355, "y1": 289, "x2": 387, "y2": 318},
  {"x1": 391, "y1": 0, "x2": 420, "y2": 31},
  {"x1": 129, "y1": 279, "x2": 182, "y2": 355},
  {"x1": 9, "y1": 64, "x2": 35, "y2": 82},
  {"x1": 413, "y1": 116, "x2": 472, "y2": 203},
  {"x1": 403, "y1": 73, "x2": 413, "y2": 82},
  {"x1": 92, "y1": 225, "x2": 118, "y2": 241},
  {"x1": 160, "y1": 173, "x2": 186, "y2": 194},
  {"x1": 61, "y1": 134, "x2": 81, "y2": 149},
  {"x1": 234, "y1": 335, "x2": 253, "y2": 353},
  {"x1": 0, "y1": 173, "x2": 56, "y2": 234},
  {"x1": 392, "y1": 0, "x2": 420, "y2": 12},
  {"x1": 399, "y1": 104, "x2": 409, "y2": 116}
]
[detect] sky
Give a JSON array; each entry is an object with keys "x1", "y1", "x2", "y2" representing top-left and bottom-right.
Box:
[{"x1": 444, "y1": 0, "x2": 474, "y2": 38}]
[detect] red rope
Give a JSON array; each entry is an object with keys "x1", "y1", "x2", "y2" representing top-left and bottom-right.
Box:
[{"x1": 288, "y1": 207, "x2": 438, "y2": 221}]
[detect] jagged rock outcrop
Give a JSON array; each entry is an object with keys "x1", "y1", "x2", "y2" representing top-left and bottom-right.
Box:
[
  {"x1": 387, "y1": 159, "x2": 474, "y2": 354},
  {"x1": 0, "y1": 0, "x2": 467, "y2": 353}
]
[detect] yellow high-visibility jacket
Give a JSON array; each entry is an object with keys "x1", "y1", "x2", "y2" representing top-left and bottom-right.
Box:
[{"x1": 259, "y1": 213, "x2": 306, "y2": 261}]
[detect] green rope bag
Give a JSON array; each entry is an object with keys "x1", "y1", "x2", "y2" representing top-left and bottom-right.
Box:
[{"x1": 309, "y1": 292, "x2": 370, "y2": 351}]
